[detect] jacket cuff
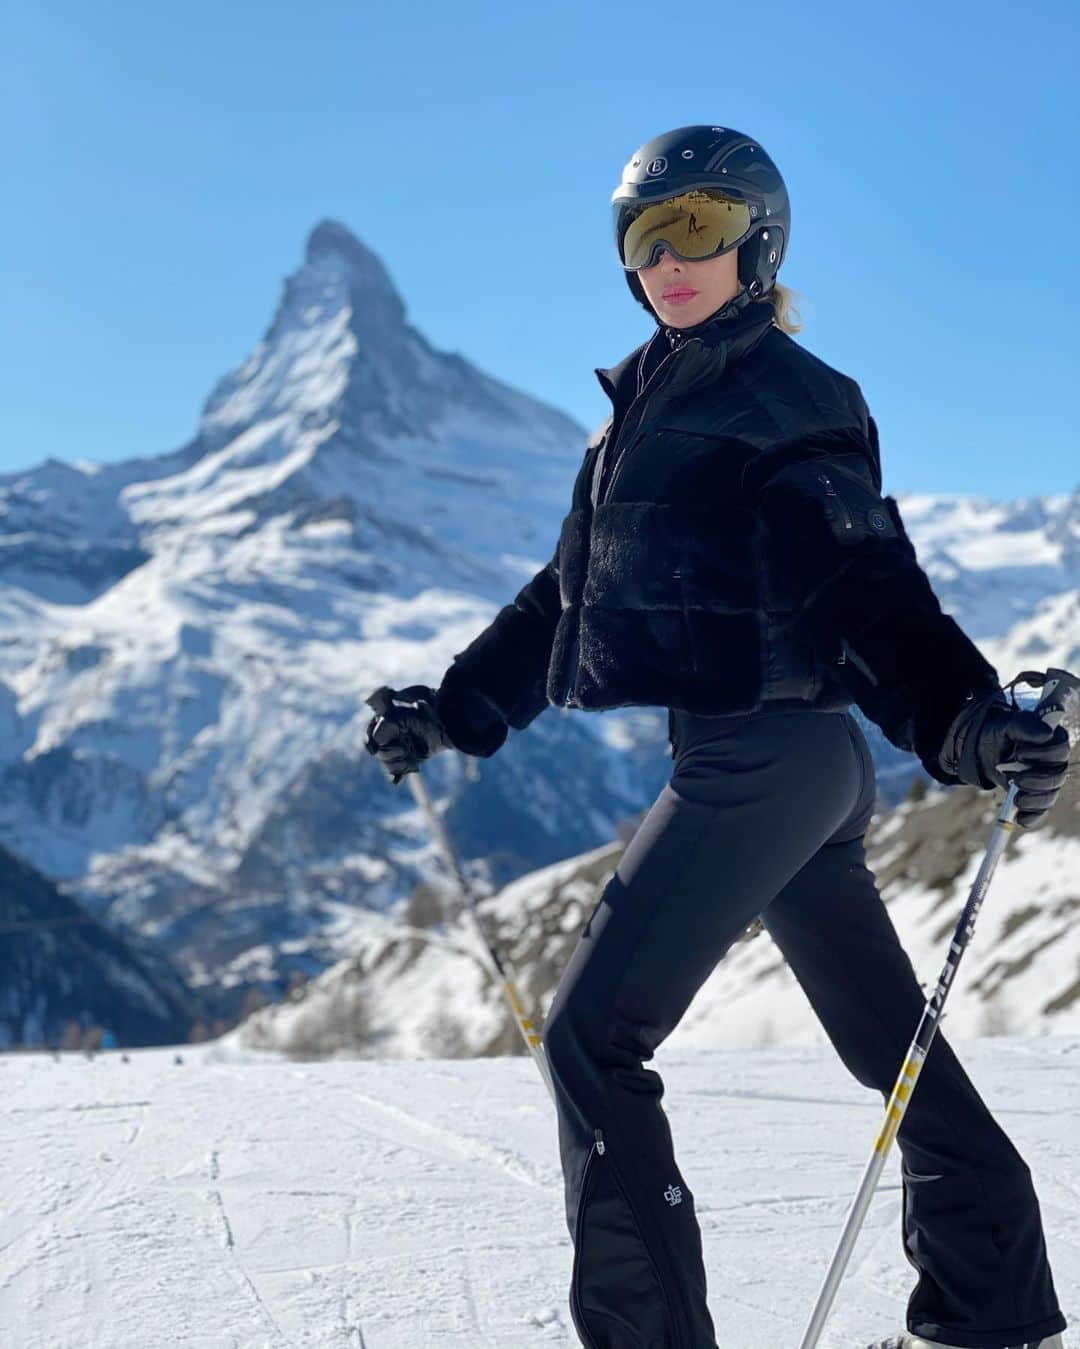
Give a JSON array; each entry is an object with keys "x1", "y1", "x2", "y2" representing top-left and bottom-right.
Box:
[
  {"x1": 936, "y1": 687, "x2": 1009, "y2": 787},
  {"x1": 434, "y1": 667, "x2": 509, "y2": 758}
]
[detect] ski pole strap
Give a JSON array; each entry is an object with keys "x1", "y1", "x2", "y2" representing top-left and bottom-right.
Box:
[{"x1": 1002, "y1": 665, "x2": 1079, "y2": 729}]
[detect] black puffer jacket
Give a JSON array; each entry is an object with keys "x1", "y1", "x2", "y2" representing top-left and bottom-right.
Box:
[{"x1": 434, "y1": 297, "x2": 1002, "y2": 785}]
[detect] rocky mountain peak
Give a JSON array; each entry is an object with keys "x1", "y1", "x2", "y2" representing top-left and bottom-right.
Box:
[{"x1": 300, "y1": 218, "x2": 406, "y2": 331}]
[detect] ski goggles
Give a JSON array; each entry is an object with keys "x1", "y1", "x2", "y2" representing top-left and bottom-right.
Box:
[{"x1": 615, "y1": 187, "x2": 761, "y2": 271}]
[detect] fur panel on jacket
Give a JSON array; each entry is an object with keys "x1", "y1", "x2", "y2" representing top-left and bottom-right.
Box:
[{"x1": 434, "y1": 299, "x2": 1002, "y2": 785}]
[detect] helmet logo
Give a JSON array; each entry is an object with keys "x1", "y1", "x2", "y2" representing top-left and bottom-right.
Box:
[{"x1": 646, "y1": 156, "x2": 667, "y2": 176}]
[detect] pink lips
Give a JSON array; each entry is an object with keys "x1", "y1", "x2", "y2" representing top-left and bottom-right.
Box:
[{"x1": 662, "y1": 289, "x2": 697, "y2": 305}]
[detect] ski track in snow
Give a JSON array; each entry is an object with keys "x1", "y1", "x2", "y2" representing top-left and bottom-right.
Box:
[{"x1": 0, "y1": 1039, "x2": 1077, "y2": 1348}]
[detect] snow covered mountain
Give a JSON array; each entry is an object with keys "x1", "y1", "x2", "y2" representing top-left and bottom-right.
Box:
[
  {"x1": 893, "y1": 491, "x2": 1079, "y2": 682},
  {"x1": 0, "y1": 218, "x2": 1075, "y2": 1025},
  {"x1": 849, "y1": 490, "x2": 1080, "y2": 799},
  {"x1": 0, "y1": 220, "x2": 660, "y2": 1017},
  {"x1": 234, "y1": 763, "x2": 1080, "y2": 1059},
  {"x1": 0, "y1": 843, "x2": 199, "y2": 1048}
]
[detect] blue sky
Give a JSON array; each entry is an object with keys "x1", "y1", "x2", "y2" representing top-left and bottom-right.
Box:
[{"x1": 2, "y1": 0, "x2": 1077, "y2": 497}]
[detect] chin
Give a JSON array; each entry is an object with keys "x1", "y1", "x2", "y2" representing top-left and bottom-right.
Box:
[{"x1": 658, "y1": 300, "x2": 708, "y2": 327}]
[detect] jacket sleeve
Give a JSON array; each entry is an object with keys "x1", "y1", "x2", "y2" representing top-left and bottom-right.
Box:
[
  {"x1": 432, "y1": 414, "x2": 613, "y2": 758},
  {"x1": 433, "y1": 541, "x2": 562, "y2": 758},
  {"x1": 754, "y1": 419, "x2": 1003, "y2": 785}
]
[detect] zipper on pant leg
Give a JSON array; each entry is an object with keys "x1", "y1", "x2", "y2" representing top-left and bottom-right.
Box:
[
  {"x1": 601, "y1": 1132, "x2": 685, "y2": 1349},
  {"x1": 569, "y1": 1133, "x2": 603, "y2": 1349},
  {"x1": 569, "y1": 1127, "x2": 685, "y2": 1349}
]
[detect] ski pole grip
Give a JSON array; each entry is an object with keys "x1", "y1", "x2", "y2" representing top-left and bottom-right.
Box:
[
  {"x1": 364, "y1": 684, "x2": 409, "y2": 786},
  {"x1": 992, "y1": 667, "x2": 1077, "y2": 777}
]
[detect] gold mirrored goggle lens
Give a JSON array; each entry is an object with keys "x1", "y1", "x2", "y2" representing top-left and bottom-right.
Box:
[{"x1": 619, "y1": 189, "x2": 755, "y2": 270}]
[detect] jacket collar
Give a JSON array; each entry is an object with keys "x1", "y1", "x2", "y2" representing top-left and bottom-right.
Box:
[{"x1": 594, "y1": 295, "x2": 776, "y2": 410}]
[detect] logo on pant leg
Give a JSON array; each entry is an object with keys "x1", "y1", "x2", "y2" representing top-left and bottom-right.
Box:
[{"x1": 663, "y1": 1184, "x2": 683, "y2": 1206}]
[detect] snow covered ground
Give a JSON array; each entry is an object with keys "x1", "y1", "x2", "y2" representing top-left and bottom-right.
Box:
[{"x1": 2, "y1": 1036, "x2": 1077, "y2": 1349}]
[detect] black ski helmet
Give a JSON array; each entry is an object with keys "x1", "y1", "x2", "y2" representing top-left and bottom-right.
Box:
[{"x1": 612, "y1": 125, "x2": 790, "y2": 317}]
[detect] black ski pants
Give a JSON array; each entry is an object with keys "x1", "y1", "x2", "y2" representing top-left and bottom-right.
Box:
[{"x1": 542, "y1": 704, "x2": 1066, "y2": 1349}]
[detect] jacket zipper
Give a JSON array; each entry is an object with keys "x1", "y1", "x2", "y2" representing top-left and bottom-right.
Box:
[
  {"x1": 809, "y1": 460, "x2": 885, "y2": 672},
  {"x1": 839, "y1": 637, "x2": 879, "y2": 685},
  {"x1": 599, "y1": 340, "x2": 698, "y2": 506},
  {"x1": 569, "y1": 1127, "x2": 684, "y2": 1349},
  {"x1": 815, "y1": 471, "x2": 854, "y2": 533},
  {"x1": 672, "y1": 567, "x2": 697, "y2": 673},
  {"x1": 569, "y1": 341, "x2": 688, "y2": 708},
  {"x1": 819, "y1": 457, "x2": 882, "y2": 494},
  {"x1": 814, "y1": 456, "x2": 886, "y2": 528}
]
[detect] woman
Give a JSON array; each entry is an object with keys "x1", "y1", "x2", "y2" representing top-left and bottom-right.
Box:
[{"x1": 364, "y1": 126, "x2": 1071, "y2": 1349}]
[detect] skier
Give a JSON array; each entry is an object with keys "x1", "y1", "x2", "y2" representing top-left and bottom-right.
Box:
[{"x1": 364, "y1": 126, "x2": 1071, "y2": 1349}]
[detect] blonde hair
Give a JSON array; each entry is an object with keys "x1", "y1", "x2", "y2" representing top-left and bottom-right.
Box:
[{"x1": 765, "y1": 280, "x2": 803, "y2": 335}]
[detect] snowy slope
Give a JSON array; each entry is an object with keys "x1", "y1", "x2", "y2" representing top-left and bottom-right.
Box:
[
  {"x1": 1, "y1": 1036, "x2": 1077, "y2": 1348},
  {"x1": 0, "y1": 216, "x2": 1075, "y2": 1021}
]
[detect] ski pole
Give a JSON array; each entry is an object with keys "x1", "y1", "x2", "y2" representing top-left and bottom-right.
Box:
[
  {"x1": 365, "y1": 688, "x2": 556, "y2": 1103},
  {"x1": 406, "y1": 768, "x2": 556, "y2": 1101},
  {"x1": 797, "y1": 666, "x2": 1078, "y2": 1349}
]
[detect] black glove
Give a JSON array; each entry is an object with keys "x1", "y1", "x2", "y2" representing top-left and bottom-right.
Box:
[
  {"x1": 939, "y1": 689, "x2": 1071, "y2": 829},
  {"x1": 363, "y1": 684, "x2": 454, "y2": 785}
]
